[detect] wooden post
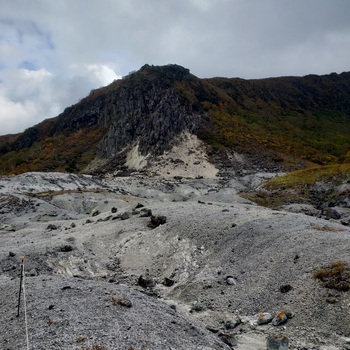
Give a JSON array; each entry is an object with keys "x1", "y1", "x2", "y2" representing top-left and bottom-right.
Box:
[{"x1": 16, "y1": 256, "x2": 25, "y2": 317}]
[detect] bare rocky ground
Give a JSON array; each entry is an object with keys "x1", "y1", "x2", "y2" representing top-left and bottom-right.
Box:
[{"x1": 1, "y1": 171, "x2": 350, "y2": 349}]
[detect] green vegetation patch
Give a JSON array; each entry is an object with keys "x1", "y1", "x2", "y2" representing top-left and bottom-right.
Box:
[
  {"x1": 242, "y1": 163, "x2": 350, "y2": 209},
  {"x1": 0, "y1": 126, "x2": 105, "y2": 175},
  {"x1": 264, "y1": 163, "x2": 350, "y2": 190}
]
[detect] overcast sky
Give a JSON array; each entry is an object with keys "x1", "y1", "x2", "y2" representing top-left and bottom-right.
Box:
[{"x1": 1, "y1": 0, "x2": 350, "y2": 135}]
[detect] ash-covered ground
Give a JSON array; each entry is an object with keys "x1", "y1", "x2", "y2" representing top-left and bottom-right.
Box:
[{"x1": 0, "y1": 172, "x2": 349, "y2": 350}]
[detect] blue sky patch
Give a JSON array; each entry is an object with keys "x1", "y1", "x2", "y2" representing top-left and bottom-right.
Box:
[{"x1": 19, "y1": 60, "x2": 38, "y2": 71}]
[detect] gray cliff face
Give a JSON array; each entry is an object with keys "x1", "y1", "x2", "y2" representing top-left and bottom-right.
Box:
[{"x1": 98, "y1": 81, "x2": 201, "y2": 160}]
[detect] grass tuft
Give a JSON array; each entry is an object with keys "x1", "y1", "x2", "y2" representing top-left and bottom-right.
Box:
[
  {"x1": 81, "y1": 342, "x2": 109, "y2": 350},
  {"x1": 314, "y1": 260, "x2": 350, "y2": 291},
  {"x1": 312, "y1": 225, "x2": 346, "y2": 232},
  {"x1": 110, "y1": 295, "x2": 133, "y2": 308}
]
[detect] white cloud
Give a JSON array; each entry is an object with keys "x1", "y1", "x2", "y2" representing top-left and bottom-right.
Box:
[
  {"x1": 76, "y1": 64, "x2": 121, "y2": 87},
  {"x1": 0, "y1": 87, "x2": 38, "y2": 135},
  {"x1": 0, "y1": 0, "x2": 350, "y2": 134},
  {"x1": 0, "y1": 64, "x2": 120, "y2": 134}
]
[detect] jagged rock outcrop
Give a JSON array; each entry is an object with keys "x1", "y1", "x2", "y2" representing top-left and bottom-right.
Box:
[{"x1": 97, "y1": 66, "x2": 202, "y2": 160}]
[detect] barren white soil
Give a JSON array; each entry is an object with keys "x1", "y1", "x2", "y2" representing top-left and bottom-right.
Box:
[{"x1": 0, "y1": 170, "x2": 350, "y2": 349}]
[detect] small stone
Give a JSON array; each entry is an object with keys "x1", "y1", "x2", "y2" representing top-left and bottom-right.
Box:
[
  {"x1": 272, "y1": 311, "x2": 288, "y2": 326},
  {"x1": 8, "y1": 251, "x2": 16, "y2": 257},
  {"x1": 257, "y1": 312, "x2": 274, "y2": 325},
  {"x1": 224, "y1": 315, "x2": 241, "y2": 329},
  {"x1": 59, "y1": 245, "x2": 74, "y2": 252},
  {"x1": 120, "y1": 212, "x2": 131, "y2": 220},
  {"x1": 206, "y1": 325, "x2": 219, "y2": 333},
  {"x1": 326, "y1": 296, "x2": 338, "y2": 304},
  {"x1": 62, "y1": 286, "x2": 72, "y2": 290},
  {"x1": 266, "y1": 334, "x2": 289, "y2": 350},
  {"x1": 140, "y1": 208, "x2": 152, "y2": 217},
  {"x1": 218, "y1": 332, "x2": 238, "y2": 347},
  {"x1": 28, "y1": 269, "x2": 38, "y2": 276},
  {"x1": 226, "y1": 276, "x2": 236, "y2": 285},
  {"x1": 135, "y1": 203, "x2": 144, "y2": 209},
  {"x1": 118, "y1": 297, "x2": 133, "y2": 308},
  {"x1": 47, "y1": 224, "x2": 58, "y2": 230},
  {"x1": 92, "y1": 210, "x2": 100, "y2": 217},
  {"x1": 284, "y1": 309, "x2": 294, "y2": 319},
  {"x1": 191, "y1": 302, "x2": 207, "y2": 312},
  {"x1": 148, "y1": 215, "x2": 167, "y2": 228},
  {"x1": 70, "y1": 222, "x2": 76, "y2": 228},
  {"x1": 279, "y1": 284, "x2": 292, "y2": 293},
  {"x1": 163, "y1": 277, "x2": 175, "y2": 287},
  {"x1": 111, "y1": 207, "x2": 118, "y2": 213},
  {"x1": 138, "y1": 275, "x2": 156, "y2": 289}
]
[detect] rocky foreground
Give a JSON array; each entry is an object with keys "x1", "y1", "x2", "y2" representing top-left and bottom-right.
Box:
[{"x1": 0, "y1": 172, "x2": 350, "y2": 350}]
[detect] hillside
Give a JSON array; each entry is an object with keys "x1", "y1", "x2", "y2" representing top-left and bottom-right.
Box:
[
  {"x1": 1, "y1": 65, "x2": 350, "y2": 349},
  {"x1": 0, "y1": 64, "x2": 350, "y2": 175},
  {"x1": 1, "y1": 172, "x2": 350, "y2": 349}
]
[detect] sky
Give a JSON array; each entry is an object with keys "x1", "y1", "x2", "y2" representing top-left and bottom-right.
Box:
[{"x1": 1, "y1": 0, "x2": 350, "y2": 135}]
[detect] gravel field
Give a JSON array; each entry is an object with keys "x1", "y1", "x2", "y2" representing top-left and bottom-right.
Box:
[{"x1": 1, "y1": 172, "x2": 350, "y2": 349}]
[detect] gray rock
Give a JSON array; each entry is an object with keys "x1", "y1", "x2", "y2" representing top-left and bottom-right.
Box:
[
  {"x1": 120, "y1": 212, "x2": 131, "y2": 220},
  {"x1": 257, "y1": 312, "x2": 274, "y2": 325},
  {"x1": 266, "y1": 334, "x2": 289, "y2": 350},
  {"x1": 139, "y1": 208, "x2": 152, "y2": 217},
  {"x1": 29, "y1": 269, "x2": 37, "y2": 276},
  {"x1": 272, "y1": 311, "x2": 288, "y2": 326},
  {"x1": 218, "y1": 332, "x2": 238, "y2": 347},
  {"x1": 58, "y1": 245, "x2": 74, "y2": 252},
  {"x1": 148, "y1": 215, "x2": 167, "y2": 228},
  {"x1": 326, "y1": 296, "x2": 338, "y2": 304},
  {"x1": 284, "y1": 309, "x2": 294, "y2": 319},
  {"x1": 224, "y1": 315, "x2": 241, "y2": 329},
  {"x1": 162, "y1": 277, "x2": 175, "y2": 287},
  {"x1": 322, "y1": 207, "x2": 341, "y2": 220},
  {"x1": 226, "y1": 276, "x2": 237, "y2": 285},
  {"x1": 279, "y1": 284, "x2": 292, "y2": 293},
  {"x1": 206, "y1": 325, "x2": 220, "y2": 333},
  {"x1": 138, "y1": 275, "x2": 156, "y2": 289},
  {"x1": 279, "y1": 204, "x2": 320, "y2": 217},
  {"x1": 112, "y1": 295, "x2": 133, "y2": 308},
  {"x1": 191, "y1": 302, "x2": 207, "y2": 312}
]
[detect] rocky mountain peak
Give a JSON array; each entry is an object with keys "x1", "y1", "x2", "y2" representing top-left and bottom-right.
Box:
[
  {"x1": 1, "y1": 64, "x2": 350, "y2": 175},
  {"x1": 138, "y1": 63, "x2": 191, "y2": 81}
]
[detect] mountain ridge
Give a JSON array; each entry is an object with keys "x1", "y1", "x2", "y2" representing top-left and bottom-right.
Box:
[
  {"x1": 1, "y1": 65, "x2": 350, "y2": 349},
  {"x1": 1, "y1": 64, "x2": 350, "y2": 175}
]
